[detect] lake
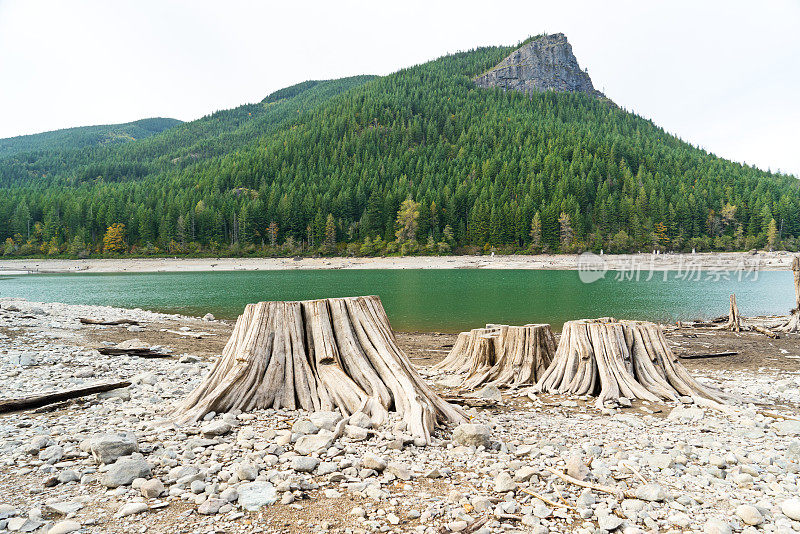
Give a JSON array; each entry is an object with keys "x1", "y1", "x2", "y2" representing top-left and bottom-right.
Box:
[{"x1": 0, "y1": 269, "x2": 793, "y2": 332}]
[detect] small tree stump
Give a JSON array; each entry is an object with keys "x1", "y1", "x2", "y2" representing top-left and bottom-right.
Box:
[
  {"x1": 535, "y1": 318, "x2": 725, "y2": 408},
  {"x1": 779, "y1": 256, "x2": 800, "y2": 333},
  {"x1": 435, "y1": 324, "x2": 556, "y2": 389},
  {"x1": 718, "y1": 294, "x2": 742, "y2": 332},
  {"x1": 174, "y1": 296, "x2": 466, "y2": 443}
]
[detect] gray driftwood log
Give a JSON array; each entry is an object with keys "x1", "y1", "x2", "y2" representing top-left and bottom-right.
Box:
[
  {"x1": 534, "y1": 318, "x2": 725, "y2": 408},
  {"x1": 0, "y1": 381, "x2": 131, "y2": 413},
  {"x1": 435, "y1": 324, "x2": 555, "y2": 389},
  {"x1": 174, "y1": 295, "x2": 465, "y2": 442}
]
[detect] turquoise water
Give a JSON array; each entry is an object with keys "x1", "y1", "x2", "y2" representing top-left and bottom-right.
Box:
[{"x1": 0, "y1": 269, "x2": 792, "y2": 332}]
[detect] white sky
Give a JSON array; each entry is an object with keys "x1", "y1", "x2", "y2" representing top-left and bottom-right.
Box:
[{"x1": 0, "y1": 0, "x2": 798, "y2": 176}]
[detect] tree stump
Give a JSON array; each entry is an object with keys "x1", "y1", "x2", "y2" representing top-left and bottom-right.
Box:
[
  {"x1": 174, "y1": 296, "x2": 466, "y2": 443},
  {"x1": 534, "y1": 318, "x2": 725, "y2": 408},
  {"x1": 435, "y1": 324, "x2": 556, "y2": 389},
  {"x1": 779, "y1": 256, "x2": 800, "y2": 333},
  {"x1": 718, "y1": 294, "x2": 742, "y2": 332}
]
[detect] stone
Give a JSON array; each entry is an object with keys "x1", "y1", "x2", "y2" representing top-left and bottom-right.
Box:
[
  {"x1": 387, "y1": 462, "x2": 411, "y2": 480},
  {"x1": 57, "y1": 470, "x2": 80, "y2": 484},
  {"x1": 117, "y1": 502, "x2": 148, "y2": 517},
  {"x1": 452, "y1": 424, "x2": 490, "y2": 447},
  {"x1": 598, "y1": 514, "x2": 624, "y2": 531},
  {"x1": 361, "y1": 453, "x2": 387, "y2": 472},
  {"x1": 348, "y1": 412, "x2": 373, "y2": 429},
  {"x1": 47, "y1": 520, "x2": 81, "y2": 534},
  {"x1": 781, "y1": 498, "x2": 800, "y2": 521},
  {"x1": 44, "y1": 502, "x2": 83, "y2": 516},
  {"x1": 344, "y1": 425, "x2": 369, "y2": 441},
  {"x1": 38, "y1": 445, "x2": 64, "y2": 464},
  {"x1": 292, "y1": 419, "x2": 319, "y2": 435},
  {"x1": 220, "y1": 488, "x2": 239, "y2": 502},
  {"x1": 291, "y1": 456, "x2": 319, "y2": 473},
  {"x1": 198, "y1": 498, "x2": 226, "y2": 515},
  {"x1": 201, "y1": 420, "x2": 232, "y2": 437},
  {"x1": 116, "y1": 338, "x2": 149, "y2": 350},
  {"x1": 634, "y1": 483, "x2": 668, "y2": 502},
  {"x1": 237, "y1": 481, "x2": 278, "y2": 510},
  {"x1": 735, "y1": 504, "x2": 763, "y2": 526},
  {"x1": 494, "y1": 471, "x2": 516, "y2": 492},
  {"x1": 90, "y1": 434, "x2": 138, "y2": 464},
  {"x1": 566, "y1": 454, "x2": 588, "y2": 480},
  {"x1": 309, "y1": 411, "x2": 342, "y2": 431},
  {"x1": 703, "y1": 519, "x2": 732, "y2": 534},
  {"x1": 294, "y1": 430, "x2": 335, "y2": 455},
  {"x1": 668, "y1": 405, "x2": 704, "y2": 422},
  {"x1": 101, "y1": 456, "x2": 152, "y2": 488},
  {"x1": 772, "y1": 420, "x2": 800, "y2": 436},
  {"x1": 7, "y1": 517, "x2": 43, "y2": 532},
  {"x1": 473, "y1": 385, "x2": 502, "y2": 402},
  {"x1": 140, "y1": 478, "x2": 164, "y2": 498},
  {"x1": 234, "y1": 462, "x2": 258, "y2": 481},
  {"x1": 647, "y1": 453, "x2": 673, "y2": 470},
  {"x1": 202, "y1": 313, "x2": 215, "y2": 321}
]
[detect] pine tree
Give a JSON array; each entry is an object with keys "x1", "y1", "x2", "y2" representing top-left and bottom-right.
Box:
[
  {"x1": 324, "y1": 214, "x2": 336, "y2": 253},
  {"x1": 558, "y1": 212, "x2": 573, "y2": 252},
  {"x1": 530, "y1": 212, "x2": 542, "y2": 251}
]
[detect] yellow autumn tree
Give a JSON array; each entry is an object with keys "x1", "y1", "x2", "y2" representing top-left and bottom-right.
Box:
[{"x1": 103, "y1": 223, "x2": 127, "y2": 253}]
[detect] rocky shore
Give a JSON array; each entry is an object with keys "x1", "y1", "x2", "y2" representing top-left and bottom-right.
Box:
[
  {"x1": 0, "y1": 298, "x2": 799, "y2": 534},
  {"x1": 0, "y1": 251, "x2": 797, "y2": 274}
]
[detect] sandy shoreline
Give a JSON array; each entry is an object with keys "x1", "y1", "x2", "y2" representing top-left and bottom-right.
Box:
[{"x1": 0, "y1": 251, "x2": 796, "y2": 274}]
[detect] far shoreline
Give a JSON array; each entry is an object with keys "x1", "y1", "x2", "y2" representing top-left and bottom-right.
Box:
[{"x1": 0, "y1": 251, "x2": 796, "y2": 274}]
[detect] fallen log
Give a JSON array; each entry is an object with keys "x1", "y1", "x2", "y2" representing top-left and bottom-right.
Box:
[
  {"x1": 79, "y1": 318, "x2": 139, "y2": 326},
  {"x1": 97, "y1": 347, "x2": 171, "y2": 358},
  {"x1": 678, "y1": 351, "x2": 738, "y2": 360},
  {"x1": 0, "y1": 381, "x2": 131, "y2": 413}
]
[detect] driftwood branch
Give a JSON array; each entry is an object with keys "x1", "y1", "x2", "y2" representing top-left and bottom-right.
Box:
[
  {"x1": 544, "y1": 466, "x2": 636, "y2": 500},
  {"x1": 79, "y1": 318, "x2": 139, "y2": 326},
  {"x1": 678, "y1": 351, "x2": 738, "y2": 360},
  {"x1": 97, "y1": 348, "x2": 171, "y2": 358},
  {"x1": 0, "y1": 381, "x2": 131, "y2": 413}
]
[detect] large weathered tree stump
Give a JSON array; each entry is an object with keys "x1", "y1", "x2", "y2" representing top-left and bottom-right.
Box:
[
  {"x1": 779, "y1": 256, "x2": 800, "y2": 333},
  {"x1": 435, "y1": 324, "x2": 556, "y2": 389},
  {"x1": 174, "y1": 296, "x2": 466, "y2": 442},
  {"x1": 534, "y1": 318, "x2": 725, "y2": 408}
]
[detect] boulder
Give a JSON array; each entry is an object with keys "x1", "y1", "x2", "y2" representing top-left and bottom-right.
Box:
[
  {"x1": 89, "y1": 434, "x2": 138, "y2": 464},
  {"x1": 452, "y1": 424, "x2": 490, "y2": 447},
  {"x1": 101, "y1": 456, "x2": 152, "y2": 488},
  {"x1": 294, "y1": 430, "x2": 335, "y2": 455},
  {"x1": 237, "y1": 481, "x2": 278, "y2": 510}
]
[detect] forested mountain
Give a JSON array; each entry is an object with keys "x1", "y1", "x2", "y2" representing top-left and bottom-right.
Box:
[
  {"x1": 0, "y1": 118, "x2": 181, "y2": 159},
  {"x1": 1, "y1": 35, "x2": 798, "y2": 259}
]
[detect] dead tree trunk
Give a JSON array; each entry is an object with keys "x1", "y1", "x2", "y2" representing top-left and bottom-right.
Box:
[
  {"x1": 534, "y1": 318, "x2": 725, "y2": 408},
  {"x1": 174, "y1": 296, "x2": 465, "y2": 443},
  {"x1": 718, "y1": 294, "x2": 741, "y2": 332},
  {"x1": 435, "y1": 324, "x2": 555, "y2": 389},
  {"x1": 779, "y1": 256, "x2": 800, "y2": 332}
]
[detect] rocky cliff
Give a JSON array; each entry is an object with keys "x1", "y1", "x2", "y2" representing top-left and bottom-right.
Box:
[{"x1": 475, "y1": 33, "x2": 603, "y2": 98}]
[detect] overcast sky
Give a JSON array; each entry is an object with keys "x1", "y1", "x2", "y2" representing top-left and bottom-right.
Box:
[{"x1": 1, "y1": 0, "x2": 798, "y2": 176}]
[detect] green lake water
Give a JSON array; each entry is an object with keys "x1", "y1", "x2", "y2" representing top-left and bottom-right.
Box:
[{"x1": 0, "y1": 269, "x2": 793, "y2": 332}]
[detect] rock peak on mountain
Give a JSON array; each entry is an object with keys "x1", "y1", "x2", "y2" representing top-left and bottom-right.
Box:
[{"x1": 475, "y1": 33, "x2": 603, "y2": 98}]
